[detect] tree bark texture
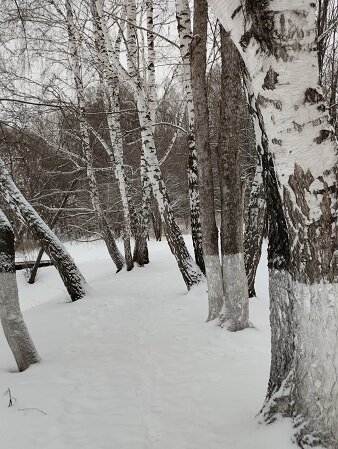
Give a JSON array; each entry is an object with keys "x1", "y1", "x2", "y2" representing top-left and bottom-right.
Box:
[
  {"x1": 217, "y1": 27, "x2": 249, "y2": 331},
  {"x1": 175, "y1": 0, "x2": 205, "y2": 274},
  {"x1": 208, "y1": 1, "x2": 338, "y2": 446}
]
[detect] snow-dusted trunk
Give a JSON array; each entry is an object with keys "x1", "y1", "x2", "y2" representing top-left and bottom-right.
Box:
[
  {"x1": 92, "y1": 5, "x2": 134, "y2": 271},
  {"x1": 244, "y1": 162, "x2": 266, "y2": 298},
  {"x1": 66, "y1": 0, "x2": 124, "y2": 272},
  {"x1": 137, "y1": 94, "x2": 203, "y2": 288},
  {"x1": 217, "y1": 27, "x2": 249, "y2": 331},
  {"x1": 0, "y1": 159, "x2": 86, "y2": 301},
  {"x1": 191, "y1": 0, "x2": 223, "y2": 319},
  {"x1": 175, "y1": 0, "x2": 205, "y2": 274},
  {"x1": 209, "y1": 0, "x2": 338, "y2": 445},
  {"x1": 0, "y1": 211, "x2": 40, "y2": 371}
]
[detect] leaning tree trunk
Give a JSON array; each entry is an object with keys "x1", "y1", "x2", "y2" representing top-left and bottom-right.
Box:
[
  {"x1": 92, "y1": 4, "x2": 134, "y2": 271},
  {"x1": 0, "y1": 159, "x2": 86, "y2": 301},
  {"x1": 209, "y1": 1, "x2": 338, "y2": 446},
  {"x1": 191, "y1": 0, "x2": 224, "y2": 319},
  {"x1": 0, "y1": 210, "x2": 40, "y2": 371},
  {"x1": 66, "y1": 0, "x2": 124, "y2": 273},
  {"x1": 175, "y1": 0, "x2": 205, "y2": 274},
  {"x1": 217, "y1": 27, "x2": 249, "y2": 331}
]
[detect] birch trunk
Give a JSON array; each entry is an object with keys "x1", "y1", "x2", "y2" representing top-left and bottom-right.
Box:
[
  {"x1": 146, "y1": 0, "x2": 156, "y2": 132},
  {"x1": 209, "y1": 1, "x2": 338, "y2": 446},
  {"x1": 92, "y1": 4, "x2": 134, "y2": 271},
  {"x1": 244, "y1": 161, "x2": 266, "y2": 298},
  {"x1": 175, "y1": 0, "x2": 205, "y2": 274},
  {"x1": 94, "y1": 0, "x2": 202, "y2": 289},
  {"x1": 217, "y1": 27, "x2": 249, "y2": 331},
  {"x1": 191, "y1": 0, "x2": 224, "y2": 319},
  {"x1": 0, "y1": 159, "x2": 86, "y2": 301},
  {"x1": 66, "y1": 0, "x2": 124, "y2": 273},
  {"x1": 0, "y1": 211, "x2": 40, "y2": 372}
]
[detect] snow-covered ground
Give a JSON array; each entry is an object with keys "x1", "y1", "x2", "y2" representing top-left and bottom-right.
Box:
[{"x1": 0, "y1": 238, "x2": 295, "y2": 449}]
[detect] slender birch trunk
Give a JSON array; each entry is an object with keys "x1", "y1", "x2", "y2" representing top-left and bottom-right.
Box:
[
  {"x1": 209, "y1": 1, "x2": 338, "y2": 445},
  {"x1": 94, "y1": 0, "x2": 202, "y2": 289},
  {"x1": 91, "y1": 4, "x2": 134, "y2": 271},
  {"x1": 191, "y1": 0, "x2": 224, "y2": 319},
  {"x1": 0, "y1": 211, "x2": 40, "y2": 372},
  {"x1": 0, "y1": 159, "x2": 86, "y2": 301},
  {"x1": 244, "y1": 161, "x2": 266, "y2": 298},
  {"x1": 66, "y1": 0, "x2": 124, "y2": 272},
  {"x1": 217, "y1": 27, "x2": 249, "y2": 331},
  {"x1": 146, "y1": 0, "x2": 156, "y2": 132},
  {"x1": 175, "y1": 0, "x2": 205, "y2": 274}
]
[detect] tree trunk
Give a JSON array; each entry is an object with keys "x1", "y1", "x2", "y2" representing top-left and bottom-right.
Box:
[
  {"x1": 29, "y1": 178, "x2": 78, "y2": 284},
  {"x1": 0, "y1": 159, "x2": 86, "y2": 301},
  {"x1": 217, "y1": 27, "x2": 249, "y2": 331},
  {"x1": 191, "y1": 0, "x2": 224, "y2": 320},
  {"x1": 66, "y1": 0, "x2": 125, "y2": 273},
  {"x1": 209, "y1": 1, "x2": 338, "y2": 446},
  {"x1": 244, "y1": 162, "x2": 266, "y2": 298},
  {"x1": 175, "y1": 0, "x2": 205, "y2": 274},
  {"x1": 0, "y1": 210, "x2": 40, "y2": 371}
]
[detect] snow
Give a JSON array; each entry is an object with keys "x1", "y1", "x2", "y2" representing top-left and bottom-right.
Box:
[{"x1": 0, "y1": 238, "x2": 295, "y2": 449}]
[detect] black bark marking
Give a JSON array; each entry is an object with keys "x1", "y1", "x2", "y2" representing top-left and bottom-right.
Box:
[
  {"x1": 231, "y1": 5, "x2": 242, "y2": 19},
  {"x1": 313, "y1": 129, "x2": 333, "y2": 144},
  {"x1": 304, "y1": 87, "x2": 324, "y2": 104},
  {"x1": 263, "y1": 67, "x2": 279, "y2": 90}
]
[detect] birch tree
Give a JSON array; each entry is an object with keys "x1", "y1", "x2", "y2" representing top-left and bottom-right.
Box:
[
  {"x1": 0, "y1": 158, "x2": 86, "y2": 302},
  {"x1": 0, "y1": 210, "x2": 40, "y2": 371},
  {"x1": 208, "y1": 1, "x2": 338, "y2": 446},
  {"x1": 175, "y1": 0, "x2": 205, "y2": 273},
  {"x1": 65, "y1": 0, "x2": 125, "y2": 272}
]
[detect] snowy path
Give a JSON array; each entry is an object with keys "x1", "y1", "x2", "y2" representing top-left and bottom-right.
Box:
[{"x1": 0, "y1": 239, "x2": 295, "y2": 448}]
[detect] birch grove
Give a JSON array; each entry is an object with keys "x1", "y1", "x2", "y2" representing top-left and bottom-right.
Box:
[{"x1": 93, "y1": 0, "x2": 203, "y2": 289}]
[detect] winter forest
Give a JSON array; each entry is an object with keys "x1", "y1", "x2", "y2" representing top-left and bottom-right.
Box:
[{"x1": 0, "y1": 0, "x2": 337, "y2": 448}]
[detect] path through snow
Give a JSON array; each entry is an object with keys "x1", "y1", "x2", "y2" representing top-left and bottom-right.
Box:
[{"x1": 0, "y1": 239, "x2": 295, "y2": 448}]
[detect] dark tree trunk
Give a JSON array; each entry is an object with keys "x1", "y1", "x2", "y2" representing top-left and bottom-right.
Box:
[
  {"x1": 217, "y1": 27, "x2": 249, "y2": 330},
  {"x1": 191, "y1": 0, "x2": 224, "y2": 320}
]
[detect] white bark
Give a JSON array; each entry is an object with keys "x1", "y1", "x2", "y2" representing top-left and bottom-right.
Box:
[
  {"x1": 221, "y1": 254, "x2": 249, "y2": 331},
  {"x1": 175, "y1": 0, "x2": 205, "y2": 274},
  {"x1": 0, "y1": 211, "x2": 40, "y2": 372},
  {"x1": 208, "y1": 1, "x2": 338, "y2": 445}
]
